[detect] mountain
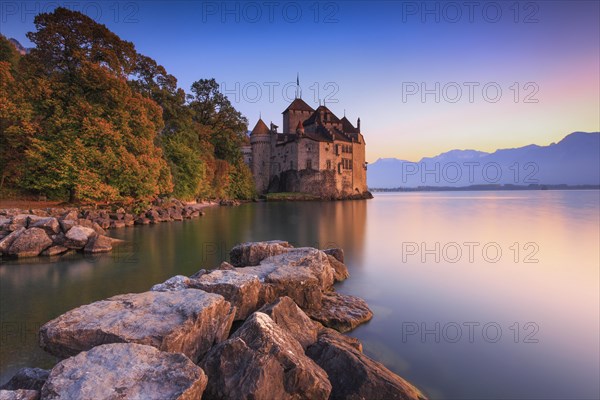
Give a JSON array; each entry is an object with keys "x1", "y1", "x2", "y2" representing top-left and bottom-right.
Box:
[
  {"x1": 368, "y1": 132, "x2": 600, "y2": 188},
  {"x1": 8, "y1": 38, "x2": 29, "y2": 55}
]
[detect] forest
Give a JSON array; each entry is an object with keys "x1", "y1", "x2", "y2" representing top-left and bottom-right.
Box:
[{"x1": 0, "y1": 7, "x2": 255, "y2": 205}]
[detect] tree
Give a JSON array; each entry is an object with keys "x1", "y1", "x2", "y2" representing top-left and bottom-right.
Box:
[{"x1": 19, "y1": 8, "x2": 172, "y2": 202}]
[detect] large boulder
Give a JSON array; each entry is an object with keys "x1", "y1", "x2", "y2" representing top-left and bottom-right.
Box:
[
  {"x1": 325, "y1": 254, "x2": 350, "y2": 282},
  {"x1": 41, "y1": 343, "x2": 207, "y2": 400},
  {"x1": 0, "y1": 227, "x2": 25, "y2": 253},
  {"x1": 193, "y1": 270, "x2": 261, "y2": 320},
  {"x1": 63, "y1": 226, "x2": 95, "y2": 249},
  {"x1": 258, "y1": 296, "x2": 320, "y2": 349},
  {"x1": 234, "y1": 247, "x2": 336, "y2": 310},
  {"x1": 307, "y1": 330, "x2": 428, "y2": 400},
  {"x1": 200, "y1": 312, "x2": 331, "y2": 400},
  {"x1": 305, "y1": 291, "x2": 373, "y2": 333},
  {"x1": 30, "y1": 218, "x2": 60, "y2": 235},
  {"x1": 229, "y1": 240, "x2": 292, "y2": 267},
  {"x1": 7, "y1": 228, "x2": 52, "y2": 257},
  {"x1": 83, "y1": 235, "x2": 112, "y2": 253},
  {"x1": 0, "y1": 367, "x2": 48, "y2": 391},
  {"x1": 39, "y1": 289, "x2": 235, "y2": 363},
  {"x1": 0, "y1": 390, "x2": 39, "y2": 400}
]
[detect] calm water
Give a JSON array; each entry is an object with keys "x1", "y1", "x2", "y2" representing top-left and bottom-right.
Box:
[{"x1": 1, "y1": 191, "x2": 599, "y2": 399}]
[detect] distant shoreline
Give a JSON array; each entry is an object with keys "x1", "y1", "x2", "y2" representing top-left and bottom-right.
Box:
[{"x1": 370, "y1": 184, "x2": 600, "y2": 193}]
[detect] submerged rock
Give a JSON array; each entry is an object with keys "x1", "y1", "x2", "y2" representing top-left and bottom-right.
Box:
[
  {"x1": 0, "y1": 368, "x2": 48, "y2": 391},
  {"x1": 39, "y1": 289, "x2": 235, "y2": 362},
  {"x1": 305, "y1": 291, "x2": 373, "y2": 333},
  {"x1": 0, "y1": 389, "x2": 39, "y2": 400},
  {"x1": 307, "y1": 330, "x2": 427, "y2": 400},
  {"x1": 200, "y1": 312, "x2": 331, "y2": 400},
  {"x1": 41, "y1": 343, "x2": 207, "y2": 400}
]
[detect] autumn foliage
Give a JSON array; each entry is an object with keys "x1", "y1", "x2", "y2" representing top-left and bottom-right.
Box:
[{"x1": 0, "y1": 8, "x2": 255, "y2": 204}]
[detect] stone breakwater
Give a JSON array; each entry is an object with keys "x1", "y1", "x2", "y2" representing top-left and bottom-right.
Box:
[
  {"x1": 0, "y1": 200, "x2": 214, "y2": 259},
  {"x1": 0, "y1": 241, "x2": 428, "y2": 400}
]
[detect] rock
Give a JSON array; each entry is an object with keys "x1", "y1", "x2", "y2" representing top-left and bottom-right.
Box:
[
  {"x1": 151, "y1": 275, "x2": 191, "y2": 292},
  {"x1": 76, "y1": 219, "x2": 94, "y2": 229},
  {"x1": 41, "y1": 343, "x2": 207, "y2": 400},
  {"x1": 7, "y1": 228, "x2": 52, "y2": 257},
  {"x1": 95, "y1": 218, "x2": 111, "y2": 229},
  {"x1": 7, "y1": 215, "x2": 30, "y2": 231},
  {"x1": 109, "y1": 220, "x2": 126, "y2": 229},
  {"x1": 91, "y1": 222, "x2": 106, "y2": 235},
  {"x1": 40, "y1": 246, "x2": 70, "y2": 257},
  {"x1": 39, "y1": 289, "x2": 235, "y2": 362},
  {"x1": 305, "y1": 291, "x2": 373, "y2": 333},
  {"x1": 234, "y1": 247, "x2": 335, "y2": 310},
  {"x1": 49, "y1": 233, "x2": 65, "y2": 246},
  {"x1": 30, "y1": 218, "x2": 60, "y2": 235},
  {"x1": 218, "y1": 261, "x2": 235, "y2": 270},
  {"x1": 229, "y1": 240, "x2": 292, "y2": 267},
  {"x1": 193, "y1": 270, "x2": 261, "y2": 320},
  {"x1": 0, "y1": 227, "x2": 25, "y2": 253},
  {"x1": 258, "y1": 296, "x2": 320, "y2": 349},
  {"x1": 60, "y1": 210, "x2": 78, "y2": 221},
  {"x1": 57, "y1": 219, "x2": 76, "y2": 233},
  {"x1": 0, "y1": 367, "x2": 48, "y2": 391},
  {"x1": 307, "y1": 330, "x2": 427, "y2": 400},
  {"x1": 63, "y1": 226, "x2": 95, "y2": 249},
  {"x1": 323, "y1": 247, "x2": 344, "y2": 263},
  {"x1": 83, "y1": 235, "x2": 112, "y2": 253},
  {"x1": 200, "y1": 312, "x2": 331, "y2": 400},
  {"x1": 326, "y1": 254, "x2": 350, "y2": 282},
  {"x1": 0, "y1": 389, "x2": 39, "y2": 400},
  {"x1": 135, "y1": 217, "x2": 151, "y2": 225}
]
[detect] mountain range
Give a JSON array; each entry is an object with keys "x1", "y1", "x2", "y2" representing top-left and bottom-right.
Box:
[{"x1": 368, "y1": 132, "x2": 600, "y2": 188}]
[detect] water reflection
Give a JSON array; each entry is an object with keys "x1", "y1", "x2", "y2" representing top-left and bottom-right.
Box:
[{"x1": 1, "y1": 192, "x2": 598, "y2": 400}]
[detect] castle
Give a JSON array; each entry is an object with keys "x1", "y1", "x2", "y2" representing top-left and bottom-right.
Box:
[{"x1": 242, "y1": 96, "x2": 371, "y2": 199}]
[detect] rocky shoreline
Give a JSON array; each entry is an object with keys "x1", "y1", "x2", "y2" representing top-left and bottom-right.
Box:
[
  {"x1": 0, "y1": 199, "x2": 218, "y2": 259},
  {"x1": 0, "y1": 241, "x2": 427, "y2": 400}
]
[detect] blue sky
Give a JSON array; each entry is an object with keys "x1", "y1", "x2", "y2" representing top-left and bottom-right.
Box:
[{"x1": 1, "y1": 0, "x2": 599, "y2": 161}]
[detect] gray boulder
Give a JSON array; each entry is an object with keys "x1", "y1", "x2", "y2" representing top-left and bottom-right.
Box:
[
  {"x1": 258, "y1": 296, "x2": 320, "y2": 349},
  {"x1": 39, "y1": 289, "x2": 235, "y2": 363},
  {"x1": 30, "y1": 218, "x2": 60, "y2": 235},
  {"x1": 193, "y1": 270, "x2": 261, "y2": 320},
  {"x1": 7, "y1": 228, "x2": 52, "y2": 257},
  {"x1": 41, "y1": 343, "x2": 207, "y2": 400},
  {"x1": 200, "y1": 312, "x2": 331, "y2": 400},
  {"x1": 0, "y1": 227, "x2": 25, "y2": 253},
  {"x1": 229, "y1": 240, "x2": 292, "y2": 267},
  {"x1": 63, "y1": 226, "x2": 95, "y2": 249},
  {"x1": 305, "y1": 291, "x2": 373, "y2": 333},
  {"x1": 307, "y1": 330, "x2": 428, "y2": 400},
  {"x1": 83, "y1": 235, "x2": 112, "y2": 253}
]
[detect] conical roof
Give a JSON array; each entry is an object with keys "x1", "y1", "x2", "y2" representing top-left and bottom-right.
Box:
[
  {"x1": 282, "y1": 98, "x2": 314, "y2": 113},
  {"x1": 251, "y1": 119, "x2": 270, "y2": 135}
]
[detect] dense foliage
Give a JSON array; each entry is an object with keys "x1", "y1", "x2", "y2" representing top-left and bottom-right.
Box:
[{"x1": 0, "y1": 8, "x2": 255, "y2": 203}]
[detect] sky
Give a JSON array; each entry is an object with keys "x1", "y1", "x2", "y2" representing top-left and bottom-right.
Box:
[{"x1": 1, "y1": 0, "x2": 599, "y2": 162}]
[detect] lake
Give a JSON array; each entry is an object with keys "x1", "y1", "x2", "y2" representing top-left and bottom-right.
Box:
[{"x1": 1, "y1": 191, "x2": 599, "y2": 399}]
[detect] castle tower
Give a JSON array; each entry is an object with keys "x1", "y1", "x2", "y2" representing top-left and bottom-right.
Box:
[
  {"x1": 250, "y1": 118, "x2": 272, "y2": 194},
  {"x1": 282, "y1": 98, "x2": 314, "y2": 133}
]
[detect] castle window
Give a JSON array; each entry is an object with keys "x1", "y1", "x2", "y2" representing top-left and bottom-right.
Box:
[
  {"x1": 326, "y1": 160, "x2": 331, "y2": 169},
  {"x1": 306, "y1": 159, "x2": 312, "y2": 170}
]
